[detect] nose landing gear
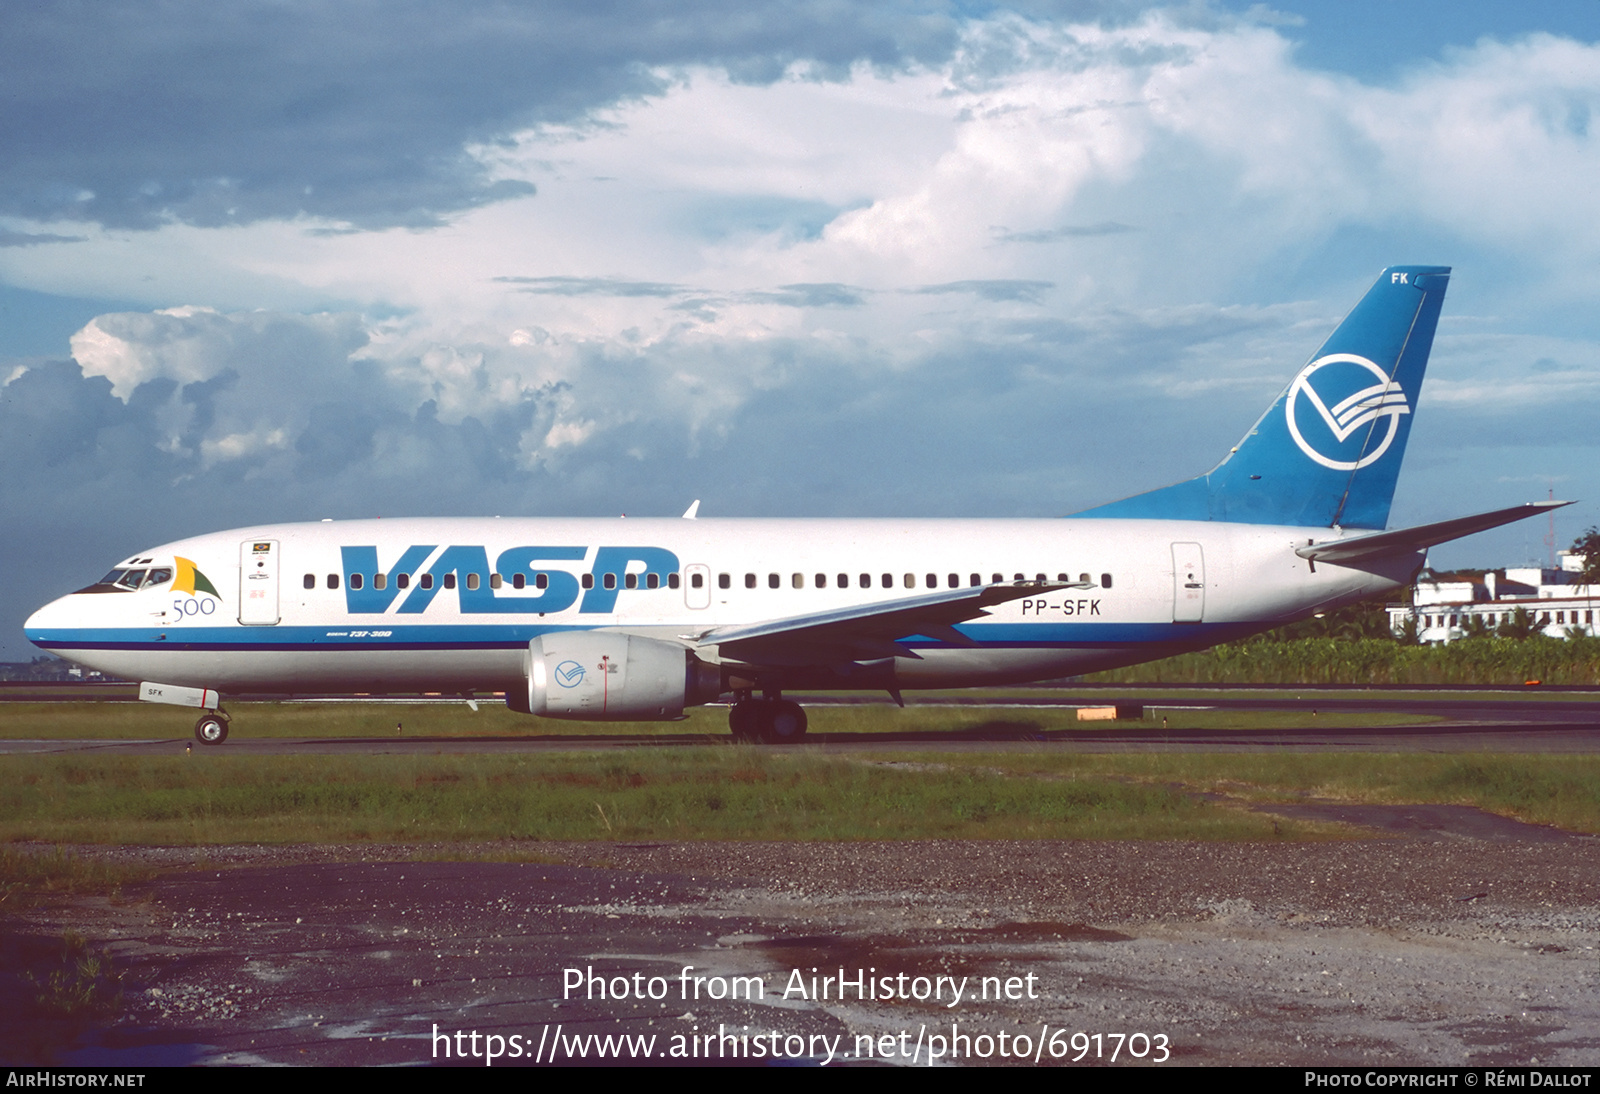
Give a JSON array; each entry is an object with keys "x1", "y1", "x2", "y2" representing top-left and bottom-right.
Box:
[
  {"x1": 194, "y1": 710, "x2": 230, "y2": 745},
  {"x1": 727, "y1": 691, "x2": 808, "y2": 744}
]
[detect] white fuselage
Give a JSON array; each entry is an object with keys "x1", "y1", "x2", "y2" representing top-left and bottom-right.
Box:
[{"x1": 25, "y1": 516, "x2": 1416, "y2": 698}]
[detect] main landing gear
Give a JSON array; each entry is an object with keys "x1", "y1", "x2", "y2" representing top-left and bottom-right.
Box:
[
  {"x1": 728, "y1": 692, "x2": 808, "y2": 744},
  {"x1": 193, "y1": 710, "x2": 230, "y2": 745}
]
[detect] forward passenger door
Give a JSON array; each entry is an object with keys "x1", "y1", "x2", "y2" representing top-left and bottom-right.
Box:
[{"x1": 239, "y1": 539, "x2": 281, "y2": 625}]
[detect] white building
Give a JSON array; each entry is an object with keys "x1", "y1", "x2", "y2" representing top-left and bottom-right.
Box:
[{"x1": 1387, "y1": 551, "x2": 1598, "y2": 643}]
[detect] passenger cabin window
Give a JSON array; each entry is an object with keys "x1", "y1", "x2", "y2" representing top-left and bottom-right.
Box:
[
  {"x1": 718, "y1": 573, "x2": 731, "y2": 589},
  {"x1": 691, "y1": 573, "x2": 704, "y2": 589},
  {"x1": 792, "y1": 573, "x2": 804, "y2": 589},
  {"x1": 303, "y1": 574, "x2": 315, "y2": 590},
  {"x1": 603, "y1": 573, "x2": 616, "y2": 590},
  {"x1": 465, "y1": 573, "x2": 479, "y2": 591},
  {"x1": 443, "y1": 574, "x2": 457, "y2": 590},
  {"x1": 993, "y1": 573, "x2": 1003, "y2": 584},
  {"x1": 513, "y1": 573, "x2": 526, "y2": 590},
  {"x1": 970, "y1": 574, "x2": 981, "y2": 586},
  {"x1": 745, "y1": 573, "x2": 756, "y2": 589},
  {"x1": 327, "y1": 574, "x2": 340, "y2": 589},
  {"x1": 582, "y1": 574, "x2": 594, "y2": 589},
  {"x1": 838, "y1": 574, "x2": 850, "y2": 588},
  {"x1": 768, "y1": 573, "x2": 780, "y2": 589},
  {"x1": 420, "y1": 574, "x2": 433, "y2": 590},
  {"x1": 350, "y1": 573, "x2": 363, "y2": 590},
  {"x1": 816, "y1": 574, "x2": 827, "y2": 588},
  {"x1": 667, "y1": 573, "x2": 679, "y2": 589},
  {"x1": 904, "y1": 574, "x2": 915, "y2": 589},
  {"x1": 881, "y1": 574, "x2": 892, "y2": 588},
  {"x1": 624, "y1": 573, "x2": 636, "y2": 589},
  {"x1": 489, "y1": 573, "x2": 502, "y2": 590},
  {"x1": 374, "y1": 573, "x2": 387, "y2": 591},
  {"x1": 859, "y1": 574, "x2": 870, "y2": 588},
  {"x1": 1101, "y1": 573, "x2": 1113, "y2": 588},
  {"x1": 397, "y1": 573, "x2": 410, "y2": 589},
  {"x1": 647, "y1": 573, "x2": 659, "y2": 589}
]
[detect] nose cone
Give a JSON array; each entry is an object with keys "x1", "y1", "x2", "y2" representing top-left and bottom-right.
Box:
[{"x1": 24, "y1": 594, "x2": 75, "y2": 648}]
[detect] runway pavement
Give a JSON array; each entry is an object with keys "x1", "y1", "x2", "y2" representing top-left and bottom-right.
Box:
[{"x1": 4, "y1": 691, "x2": 1600, "y2": 753}]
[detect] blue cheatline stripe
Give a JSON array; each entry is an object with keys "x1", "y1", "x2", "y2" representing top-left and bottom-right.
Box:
[{"x1": 27, "y1": 619, "x2": 1253, "y2": 654}]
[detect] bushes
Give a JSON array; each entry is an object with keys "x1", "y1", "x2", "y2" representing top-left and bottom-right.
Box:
[{"x1": 1086, "y1": 635, "x2": 1600, "y2": 686}]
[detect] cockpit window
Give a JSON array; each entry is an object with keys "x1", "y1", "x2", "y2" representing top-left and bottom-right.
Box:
[
  {"x1": 78, "y1": 565, "x2": 161, "y2": 594},
  {"x1": 85, "y1": 566, "x2": 171, "y2": 592}
]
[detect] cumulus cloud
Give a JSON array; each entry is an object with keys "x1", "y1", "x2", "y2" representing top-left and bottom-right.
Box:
[
  {"x1": 8, "y1": 5, "x2": 1600, "y2": 656},
  {"x1": 0, "y1": 0, "x2": 977, "y2": 231}
]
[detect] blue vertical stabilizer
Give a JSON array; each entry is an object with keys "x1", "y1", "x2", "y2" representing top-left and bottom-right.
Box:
[{"x1": 1072, "y1": 266, "x2": 1450, "y2": 529}]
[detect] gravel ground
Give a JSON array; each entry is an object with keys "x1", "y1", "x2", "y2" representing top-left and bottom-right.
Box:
[{"x1": 5, "y1": 822, "x2": 1599, "y2": 1068}]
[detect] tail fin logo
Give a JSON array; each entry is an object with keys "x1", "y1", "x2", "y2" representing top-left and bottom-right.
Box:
[{"x1": 1285, "y1": 354, "x2": 1410, "y2": 471}]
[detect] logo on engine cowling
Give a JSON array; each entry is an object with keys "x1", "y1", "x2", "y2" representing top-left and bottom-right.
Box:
[
  {"x1": 1285, "y1": 353, "x2": 1410, "y2": 471},
  {"x1": 553, "y1": 660, "x2": 586, "y2": 688}
]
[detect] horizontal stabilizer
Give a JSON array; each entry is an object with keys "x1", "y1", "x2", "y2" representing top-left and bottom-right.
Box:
[
  {"x1": 1295, "y1": 501, "x2": 1572, "y2": 564},
  {"x1": 691, "y1": 581, "x2": 1063, "y2": 665}
]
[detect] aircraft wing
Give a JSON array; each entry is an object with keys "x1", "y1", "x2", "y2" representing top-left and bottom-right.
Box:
[
  {"x1": 1295, "y1": 501, "x2": 1572, "y2": 564},
  {"x1": 689, "y1": 581, "x2": 1068, "y2": 665}
]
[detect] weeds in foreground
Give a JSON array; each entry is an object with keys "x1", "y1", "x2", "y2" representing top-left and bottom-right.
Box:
[
  {"x1": 0, "y1": 846, "x2": 151, "y2": 912},
  {"x1": 28, "y1": 930, "x2": 123, "y2": 1020}
]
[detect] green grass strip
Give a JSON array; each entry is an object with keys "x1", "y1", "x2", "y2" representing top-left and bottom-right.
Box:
[
  {"x1": 0, "y1": 750, "x2": 1296, "y2": 844},
  {"x1": 4, "y1": 749, "x2": 1596, "y2": 845},
  {"x1": 899, "y1": 752, "x2": 1600, "y2": 835}
]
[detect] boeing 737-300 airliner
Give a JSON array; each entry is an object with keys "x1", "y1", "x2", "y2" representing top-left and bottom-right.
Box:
[{"x1": 25, "y1": 266, "x2": 1566, "y2": 743}]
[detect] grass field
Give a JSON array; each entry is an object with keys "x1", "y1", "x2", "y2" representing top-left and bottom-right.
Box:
[
  {"x1": 2, "y1": 745, "x2": 1596, "y2": 844},
  {"x1": 0, "y1": 749, "x2": 1298, "y2": 843},
  {"x1": 2, "y1": 700, "x2": 1595, "y2": 845}
]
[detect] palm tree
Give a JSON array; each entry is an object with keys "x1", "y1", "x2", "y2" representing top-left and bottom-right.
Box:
[{"x1": 1573, "y1": 528, "x2": 1600, "y2": 637}]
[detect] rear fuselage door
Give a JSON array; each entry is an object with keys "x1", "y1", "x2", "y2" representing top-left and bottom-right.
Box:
[
  {"x1": 1171, "y1": 542, "x2": 1205, "y2": 623},
  {"x1": 239, "y1": 539, "x2": 281, "y2": 625},
  {"x1": 684, "y1": 564, "x2": 711, "y2": 609}
]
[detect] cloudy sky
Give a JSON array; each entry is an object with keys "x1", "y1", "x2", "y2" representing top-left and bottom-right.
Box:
[{"x1": 6, "y1": 0, "x2": 1600, "y2": 658}]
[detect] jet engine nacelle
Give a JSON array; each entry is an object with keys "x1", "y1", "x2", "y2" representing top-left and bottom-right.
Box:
[{"x1": 510, "y1": 631, "x2": 721, "y2": 720}]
